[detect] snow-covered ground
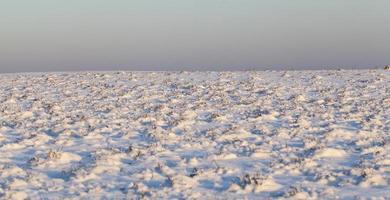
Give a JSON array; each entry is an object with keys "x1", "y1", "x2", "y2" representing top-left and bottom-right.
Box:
[{"x1": 0, "y1": 70, "x2": 389, "y2": 199}]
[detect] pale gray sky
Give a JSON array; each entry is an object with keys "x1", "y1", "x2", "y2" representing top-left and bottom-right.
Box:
[{"x1": 1, "y1": 0, "x2": 390, "y2": 72}]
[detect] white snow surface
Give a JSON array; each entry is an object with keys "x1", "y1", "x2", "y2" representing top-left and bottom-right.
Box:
[{"x1": 0, "y1": 70, "x2": 389, "y2": 199}]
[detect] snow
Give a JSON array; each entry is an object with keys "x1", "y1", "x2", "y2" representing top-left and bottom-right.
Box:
[{"x1": 0, "y1": 70, "x2": 389, "y2": 199}]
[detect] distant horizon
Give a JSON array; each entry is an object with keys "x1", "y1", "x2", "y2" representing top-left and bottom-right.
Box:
[{"x1": 1, "y1": 65, "x2": 386, "y2": 74}]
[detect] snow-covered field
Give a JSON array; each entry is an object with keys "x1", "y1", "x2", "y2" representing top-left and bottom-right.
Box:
[{"x1": 0, "y1": 70, "x2": 389, "y2": 199}]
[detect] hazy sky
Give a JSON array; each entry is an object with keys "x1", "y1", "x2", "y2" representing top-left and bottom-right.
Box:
[{"x1": 1, "y1": 0, "x2": 390, "y2": 72}]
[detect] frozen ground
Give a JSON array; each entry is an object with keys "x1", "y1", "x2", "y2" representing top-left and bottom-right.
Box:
[{"x1": 0, "y1": 70, "x2": 389, "y2": 199}]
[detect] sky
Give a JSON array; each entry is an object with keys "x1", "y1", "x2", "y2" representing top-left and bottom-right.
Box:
[{"x1": 1, "y1": 0, "x2": 390, "y2": 73}]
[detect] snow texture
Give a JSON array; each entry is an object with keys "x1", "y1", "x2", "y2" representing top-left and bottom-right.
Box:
[{"x1": 0, "y1": 70, "x2": 389, "y2": 199}]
